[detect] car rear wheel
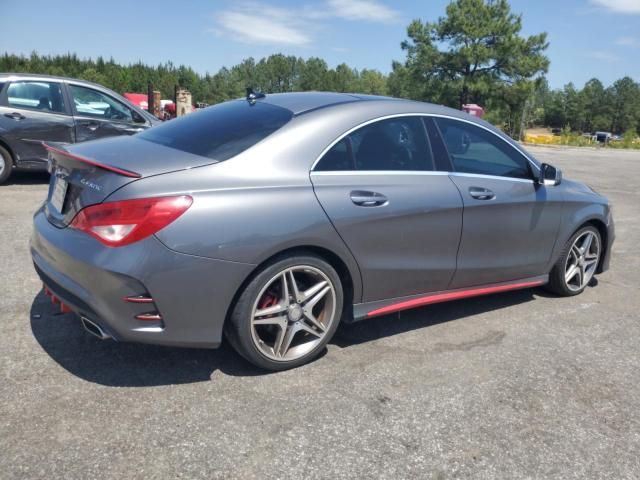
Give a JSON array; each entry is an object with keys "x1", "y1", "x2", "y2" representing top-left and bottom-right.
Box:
[
  {"x1": 226, "y1": 255, "x2": 343, "y2": 371},
  {"x1": 547, "y1": 225, "x2": 601, "y2": 296},
  {"x1": 0, "y1": 145, "x2": 13, "y2": 185}
]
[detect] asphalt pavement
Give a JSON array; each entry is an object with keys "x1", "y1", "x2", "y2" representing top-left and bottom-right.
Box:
[{"x1": 1, "y1": 145, "x2": 639, "y2": 479}]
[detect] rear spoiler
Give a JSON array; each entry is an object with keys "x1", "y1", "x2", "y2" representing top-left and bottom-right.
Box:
[{"x1": 43, "y1": 142, "x2": 141, "y2": 178}]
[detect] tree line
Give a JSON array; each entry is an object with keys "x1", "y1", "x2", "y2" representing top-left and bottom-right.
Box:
[
  {"x1": 1, "y1": 0, "x2": 638, "y2": 138},
  {"x1": 0, "y1": 52, "x2": 387, "y2": 105}
]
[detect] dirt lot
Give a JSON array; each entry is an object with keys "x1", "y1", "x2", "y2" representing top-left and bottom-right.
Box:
[{"x1": 1, "y1": 146, "x2": 639, "y2": 479}]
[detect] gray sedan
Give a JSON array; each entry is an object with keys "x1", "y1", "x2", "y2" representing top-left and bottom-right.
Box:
[{"x1": 30, "y1": 92, "x2": 614, "y2": 370}]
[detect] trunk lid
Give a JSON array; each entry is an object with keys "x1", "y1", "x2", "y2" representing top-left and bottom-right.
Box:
[{"x1": 44, "y1": 135, "x2": 217, "y2": 227}]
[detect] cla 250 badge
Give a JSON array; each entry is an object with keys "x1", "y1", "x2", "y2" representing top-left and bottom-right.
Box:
[{"x1": 80, "y1": 178, "x2": 102, "y2": 191}]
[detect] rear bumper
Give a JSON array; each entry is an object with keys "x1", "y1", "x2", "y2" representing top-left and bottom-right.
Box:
[{"x1": 30, "y1": 207, "x2": 255, "y2": 348}]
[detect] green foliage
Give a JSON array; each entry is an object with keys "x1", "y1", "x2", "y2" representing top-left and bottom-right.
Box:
[
  {"x1": 540, "y1": 76, "x2": 640, "y2": 135},
  {"x1": 391, "y1": 0, "x2": 549, "y2": 137},
  {"x1": 0, "y1": 51, "x2": 388, "y2": 103},
  {"x1": 1, "y1": 0, "x2": 640, "y2": 141}
]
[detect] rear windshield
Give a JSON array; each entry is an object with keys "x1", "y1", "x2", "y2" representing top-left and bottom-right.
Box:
[{"x1": 138, "y1": 100, "x2": 293, "y2": 161}]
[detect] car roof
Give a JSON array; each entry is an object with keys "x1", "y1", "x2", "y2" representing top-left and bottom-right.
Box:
[
  {"x1": 0, "y1": 72, "x2": 108, "y2": 90},
  {"x1": 255, "y1": 91, "x2": 478, "y2": 120},
  {"x1": 255, "y1": 91, "x2": 402, "y2": 116}
]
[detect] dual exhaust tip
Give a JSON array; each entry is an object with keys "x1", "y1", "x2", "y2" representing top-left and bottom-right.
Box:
[{"x1": 80, "y1": 316, "x2": 111, "y2": 340}]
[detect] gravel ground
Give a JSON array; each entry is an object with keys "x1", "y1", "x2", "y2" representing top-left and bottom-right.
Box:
[{"x1": 1, "y1": 145, "x2": 639, "y2": 479}]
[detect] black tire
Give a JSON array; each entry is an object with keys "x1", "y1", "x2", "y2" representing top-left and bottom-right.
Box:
[
  {"x1": 225, "y1": 254, "x2": 343, "y2": 371},
  {"x1": 0, "y1": 144, "x2": 13, "y2": 185},
  {"x1": 546, "y1": 225, "x2": 601, "y2": 296}
]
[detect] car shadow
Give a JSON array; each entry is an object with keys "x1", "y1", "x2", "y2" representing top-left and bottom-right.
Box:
[
  {"x1": 332, "y1": 288, "x2": 541, "y2": 347},
  {"x1": 30, "y1": 288, "x2": 543, "y2": 387},
  {"x1": 5, "y1": 171, "x2": 50, "y2": 185},
  {"x1": 30, "y1": 291, "x2": 264, "y2": 386}
]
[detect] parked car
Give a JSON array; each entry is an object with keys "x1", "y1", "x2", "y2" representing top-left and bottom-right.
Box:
[
  {"x1": 595, "y1": 131, "x2": 612, "y2": 143},
  {"x1": 0, "y1": 73, "x2": 159, "y2": 184},
  {"x1": 31, "y1": 92, "x2": 614, "y2": 371}
]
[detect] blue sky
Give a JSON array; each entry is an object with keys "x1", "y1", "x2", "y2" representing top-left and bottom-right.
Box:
[{"x1": 1, "y1": 0, "x2": 639, "y2": 88}]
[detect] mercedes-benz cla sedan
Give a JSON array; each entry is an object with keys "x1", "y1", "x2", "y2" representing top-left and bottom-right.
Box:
[{"x1": 31, "y1": 92, "x2": 614, "y2": 371}]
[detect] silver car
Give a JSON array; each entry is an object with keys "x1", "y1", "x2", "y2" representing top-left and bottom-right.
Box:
[{"x1": 30, "y1": 92, "x2": 614, "y2": 371}]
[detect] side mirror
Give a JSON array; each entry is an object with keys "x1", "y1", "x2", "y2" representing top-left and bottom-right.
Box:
[
  {"x1": 132, "y1": 110, "x2": 147, "y2": 125},
  {"x1": 539, "y1": 163, "x2": 562, "y2": 186}
]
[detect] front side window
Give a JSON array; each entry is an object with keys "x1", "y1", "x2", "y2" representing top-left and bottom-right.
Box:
[
  {"x1": 316, "y1": 117, "x2": 434, "y2": 171},
  {"x1": 69, "y1": 84, "x2": 133, "y2": 123},
  {"x1": 6, "y1": 81, "x2": 66, "y2": 113},
  {"x1": 435, "y1": 117, "x2": 532, "y2": 180}
]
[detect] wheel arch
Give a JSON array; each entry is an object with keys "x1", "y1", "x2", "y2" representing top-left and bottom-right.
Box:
[
  {"x1": 223, "y1": 245, "x2": 360, "y2": 331},
  {"x1": 0, "y1": 137, "x2": 16, "y2": 166},
  {"x1": 560, "y1": 217, "x2": 609, "y2": 274},
  {"x1": 582, "y1": 218, "x2": 608, "y2": 273}
]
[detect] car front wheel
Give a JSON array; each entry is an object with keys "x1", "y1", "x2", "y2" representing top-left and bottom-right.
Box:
[
  {"x1": 226, "y1": 255, "x2": 343, "y2": 371},
  {"x1": 547, "y1": 225, "x2": 601, "y2": 296}
]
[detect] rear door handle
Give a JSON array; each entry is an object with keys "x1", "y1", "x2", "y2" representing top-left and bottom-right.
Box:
[
  {"x1": 468, "y1": 187, "x2": 495, "y2": 200},
  {"x1": 4, "y1": 112, "x2": 26, "y2": 120},
  {"x1": 350, "y1": 190, "x2": 388, "y2": 207}
]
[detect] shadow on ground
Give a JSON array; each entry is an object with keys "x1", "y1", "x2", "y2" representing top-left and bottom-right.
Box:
[{"x1": 31, "y1": 287, "x2": 541, "y2": 387}]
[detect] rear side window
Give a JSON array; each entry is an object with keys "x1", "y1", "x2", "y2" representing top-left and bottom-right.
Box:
[
  {"x1": 6, "y1": 81, "x2": 66, "y2": 113},
  {"x1": 435, "y1": 117, "x2": 532, "y2": 180},
  {"x1": 138, "y1": 100, "x2": 293, "y2": 161},
  {"x1": 315, "y1": 116, "x2": 434, "y2": 171}
]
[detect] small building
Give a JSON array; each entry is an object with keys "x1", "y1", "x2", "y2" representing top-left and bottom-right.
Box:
[{"x1": 462, "y1": 104, "x2": 485, "y2": 118}]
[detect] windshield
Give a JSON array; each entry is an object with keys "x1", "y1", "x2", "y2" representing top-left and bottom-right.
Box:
[{"x1": 138, "y1": 100, "x2": 293, "y2": 161}]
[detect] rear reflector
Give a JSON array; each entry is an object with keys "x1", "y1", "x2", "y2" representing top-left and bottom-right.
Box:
[
  {"x1": 124, "y1": 295, "x2": 154, "y2": 304},
  {"x1": 135, "y1": 313, "x2": 162, "y2": 321},
  {"x1": 70, "y1": 195, "x2": 192, "y2": 247},
  {"x1": 60, "y1": 303, "x2": 72, "y2": 313}
]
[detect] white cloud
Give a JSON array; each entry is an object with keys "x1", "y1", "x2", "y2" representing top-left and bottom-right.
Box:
[
  {"x1": 616, "y1": 36, "x2": 640, "y2": 46},
  {"x1": 584, "y1": 50, "x2": 621, "y2": 62},
  {"x1": 214, "y1": 5, "x2": 311, "y2": 46},
  {"x1": 590, "y1": 0, "x2": 640, "y2": 13},
  {"x1": 211, "y1": 1, "x2": 401, "y2": 46},
  {"x1": 326, "y1": 0, "x2": 401, "y2": 23}
]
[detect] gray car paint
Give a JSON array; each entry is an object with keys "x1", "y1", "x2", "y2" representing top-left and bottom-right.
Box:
[{"x1": 30, "y1": 92, "x2": 614, "y2": 348}]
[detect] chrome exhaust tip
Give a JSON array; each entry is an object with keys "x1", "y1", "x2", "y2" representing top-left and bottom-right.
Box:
[{"x1": 80, "y1": 316, "x2": 111, "y2": 340}]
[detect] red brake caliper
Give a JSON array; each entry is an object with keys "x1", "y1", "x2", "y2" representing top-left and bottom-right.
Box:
[{"x1": 258, "y1": 292, "x2": 278, "y2": 310}]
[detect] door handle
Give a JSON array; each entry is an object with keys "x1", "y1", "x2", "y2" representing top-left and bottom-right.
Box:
[
  {"x1": 468, "y1": 187, "x2": 495, "y2": 200},
  {"x1": 83, "y1": 121, "x2": 100, "y2": 131},
  {"x1": 350, "y1": 190, "x2": 388, "y2": 207},
  {"x1": 4, "y1": 112, "x2": 26, "y2": 120},
  {"x1": 120, "y1": 126, "x2": 144, "y2": 134}
]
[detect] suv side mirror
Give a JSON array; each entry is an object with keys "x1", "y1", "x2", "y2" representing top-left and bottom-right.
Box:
[
  {"x1": 539, "y1": 163, "x2": 562, "y2": 186},
  {"x1": 132, "y1": 110, "x2": 147, "y2": 125}
]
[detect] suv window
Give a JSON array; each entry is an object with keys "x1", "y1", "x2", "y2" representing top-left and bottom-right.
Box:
[
  {"x1": 316, "y1": 117, "x2": 433, "y2": 171},
  {"x1": 435, "y1": 117, "x2": 532, "y2": 180},
  {"x1": 138, "y1": 100, "x2": 293, "y2": 161},
  {"x1": 69, "y1": 84, "x2": 133, "y2": 123},
  {"x1": 6, "y1": 81, "x2": 66, "y2": 113}
]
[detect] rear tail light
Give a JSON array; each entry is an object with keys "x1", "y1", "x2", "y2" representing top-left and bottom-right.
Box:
[{"x1": 70, "y1": 195, "x2": 192, "y2": 247}]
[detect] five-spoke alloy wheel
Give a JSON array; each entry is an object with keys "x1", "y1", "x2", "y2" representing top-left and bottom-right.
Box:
[
  {"x1": 547, "y1": 225, "x2": 602, "y2": 296},
  {"x1": 226, "y1": 255, "x2": 343, "y2": 371}
]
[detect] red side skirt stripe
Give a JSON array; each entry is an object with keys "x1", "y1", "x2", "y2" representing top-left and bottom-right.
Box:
[{"x1": 366, "y1": 280, "x2": 544, "y2": 318}]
